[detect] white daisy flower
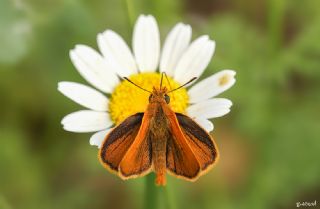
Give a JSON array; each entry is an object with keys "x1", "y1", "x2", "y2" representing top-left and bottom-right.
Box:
[{"x1": 58, "y1": 14, "x2": 236, "y2": 148}]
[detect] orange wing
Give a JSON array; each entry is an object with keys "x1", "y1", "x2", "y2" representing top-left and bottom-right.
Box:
[
  {"x1": 176, "y1": 113, "x2": 219, "y2": 172},
  {"x1": 99, "y1": 113, "x2": 144, "y2": 173},
  {"x1": 166, "y1": 113, "x2": 201, "y2": 181},
  {"x1": 119, "y1": 114, "x2": 152, "y2": 179}
]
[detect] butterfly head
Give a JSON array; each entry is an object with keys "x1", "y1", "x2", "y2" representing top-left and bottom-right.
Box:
[{"x1": 149, "y1": 87, "x2": 170, "y2": 104}]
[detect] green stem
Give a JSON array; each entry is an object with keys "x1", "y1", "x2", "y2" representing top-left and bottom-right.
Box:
[
  {"x1": 144, "y1": 174, "x2": 158, "y2": 209},
  {"x1": 144, "y1": 174, "x2": 174, "y2": 209},
  {"x1": 123, "y1": 0, "x2": 135, "y2": 29},
  {"x1": 163, "y1": 186, "x2": 176, "y2": 209},
  {"x1": 267, "y1": 0, "x2": 286, "y2": 55}
]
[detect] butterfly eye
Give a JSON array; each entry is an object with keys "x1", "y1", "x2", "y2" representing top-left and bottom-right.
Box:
[
  {"x1": 149, "y1": 94, "x2": 153, "y2": 102},
  {"x1": 164, "y1": 94, "x2": 170, "y2": 104}
]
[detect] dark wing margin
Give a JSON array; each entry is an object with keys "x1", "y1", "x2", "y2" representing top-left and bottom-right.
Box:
[
  {"x1": 175, "y1": 113, "x2": 219, "y2": 171},
  {"x1": 99, "y1": 113, "x2": 143, "y2": 172}
]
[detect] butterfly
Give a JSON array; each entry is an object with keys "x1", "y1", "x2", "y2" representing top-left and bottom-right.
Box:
[{"x1": 99, "y1": 73, "x2": 219, "y2": 186}]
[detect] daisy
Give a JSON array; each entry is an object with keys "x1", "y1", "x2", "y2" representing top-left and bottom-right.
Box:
[{"x1": 58, "y1": 14, "x2": 236, "y2": 148}]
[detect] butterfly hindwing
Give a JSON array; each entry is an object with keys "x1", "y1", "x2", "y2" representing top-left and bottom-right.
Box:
[
  {"x1": 176, "y1": 113, "x2": 219, "y2": 171},
  {"x1": 99, "y1": 113, "x2": 144, "y2": 172}
]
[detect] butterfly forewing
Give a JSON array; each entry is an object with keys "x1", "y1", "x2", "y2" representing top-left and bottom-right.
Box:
[
  {"x1": 99, "y1": 113, "x2": 144, "y2": 172},
  {"x1": 176, "y1": 113, "x2": 219, "y2": 171},
  {"x1": 119, "y1": 115, "x2": 152, "y2": 178},
  {"x1": 166, "y1": 113, "x2": 201, "y2": 180}
]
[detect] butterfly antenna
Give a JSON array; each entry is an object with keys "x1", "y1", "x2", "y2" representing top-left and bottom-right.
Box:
[
  {"x1": 162, "y1": 72, "x2": 172, "y2": 91},
  {"x1": 123, "y1": 77, "x2": 152, "y2": 93},
  {"x1": 167, "y1": 77, "x2": 197, "y2": 93},
  {"x1": 162, "y1": 72, "x2": 176, "y2": 100},
  {"x1": 160, "y1": 72, "x2": 164, "y2": 89}
]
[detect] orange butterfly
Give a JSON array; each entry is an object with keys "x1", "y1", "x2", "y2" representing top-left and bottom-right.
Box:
[{"x1": 99, "y1": 74, "x2": 219, "y2": 186}]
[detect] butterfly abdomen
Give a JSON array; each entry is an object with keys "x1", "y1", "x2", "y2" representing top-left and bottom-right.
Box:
[{"x1": 149, "y1": 105, "x2": 169, "y2": 185}]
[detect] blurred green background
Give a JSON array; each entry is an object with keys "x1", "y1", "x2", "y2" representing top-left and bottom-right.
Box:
[{"x1": 1, "y1": 0, "x2": 320, "y2": 208}]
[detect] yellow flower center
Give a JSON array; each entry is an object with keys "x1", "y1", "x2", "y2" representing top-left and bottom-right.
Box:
[{"x1": 109, "y1": 72, "x2": 189, "y2": 124}]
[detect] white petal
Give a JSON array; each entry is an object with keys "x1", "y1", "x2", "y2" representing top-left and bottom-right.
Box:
[
  {"x1": 194, "y1": 117, "x2": 214, "y2": 132},
  {"x1": 188, "y1": 70, "x2": 236, "y2": 103},
  {"x1": 70, "y1": 45, "x2": 119, "y2": 93},
  {"x1": 174, "y1": 36, "x2": 215, "y2": 84},
  {"x1": 133, "y1": 15, "x2": 160, "y2": 72},
  {"x1": 61, "y1": 110, "x2": 113, "y2": 133},
  {"x1": 90, "y1": 129, "x2": 111, "y2": 148},
  {"x1": 187, "y1": 98, "x2": 232, "y2": 119},
  {"x1": 58, "y1": 81, "x2": 109, "y2": 111},
  {"x1": 160, "y1": 23, "x2": 192, "y2": 76},
  {"x1": 97, "y1": 30, "x2": 138, "y2": 77}
]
